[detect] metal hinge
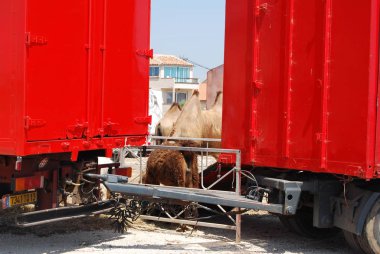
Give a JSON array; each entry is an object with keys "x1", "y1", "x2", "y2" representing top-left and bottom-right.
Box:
[
  {"x1": 25, "y1": 32, "x2": 48, "y2": 47},
  {"x1": 136, "y1": 49, "x2": 154, "y2": 59},
  {"x1": 67, "y1": 122, "x2": 88, "y2": 139},
  {"x1": 103, "y1": 120, "x2": 120, "y2": 136},
  {"x1": 24, "y1": 116, "x2": 47, "y2": 130}
]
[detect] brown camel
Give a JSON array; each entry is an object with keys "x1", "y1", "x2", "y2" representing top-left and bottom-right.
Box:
[
  {"x1": 155, "y1": 103, "x2": 182, "y2": 144},
  {"x1": 170, "y1": 90, "x2": 223, "y2": 154},
  {"x1": 142, "y1": 141, "x2": 199, "y2": 188},
  {"x1": 200, "y1": 91, "x2": 223, "y2": 149}
]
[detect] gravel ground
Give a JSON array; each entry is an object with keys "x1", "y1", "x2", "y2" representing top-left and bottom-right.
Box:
[
  {"x1": 0, "y1": 157, "x2": 356, "y2": 254},
  {"x1": 0, "y1": 213, "x2": 355, "y2": 254}
]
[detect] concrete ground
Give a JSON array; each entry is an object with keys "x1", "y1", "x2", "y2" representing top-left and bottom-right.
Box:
[
  {"x1": 0, "y1": 213, "x2": 355, "y2": 254},
  {"x1": 0, "y1": 156, "x2": 357, "y2": 254}
]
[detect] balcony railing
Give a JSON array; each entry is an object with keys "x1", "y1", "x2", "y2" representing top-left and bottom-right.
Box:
[{"x1": 175, "y1": 78, "x2": 199, "y2": 84}]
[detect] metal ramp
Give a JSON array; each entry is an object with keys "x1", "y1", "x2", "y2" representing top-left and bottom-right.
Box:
[
  {"x1": 85, "y1": 171, "x2": 301, "y2": 243},
  {"x1": 103, "y1": 182, "x2": 284, "y2": 214}
]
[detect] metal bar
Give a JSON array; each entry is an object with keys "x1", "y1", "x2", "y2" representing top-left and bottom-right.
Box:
[
  {"x1": 206, "y1": 168, "x2": 234, "y2": 190},
  {"x1": 250, "y1": 0, "x2": 260, "y2": 162},
  {"x1": 235, "y1": 151, "x2": 242, "y2": 243},
  {"x1": 16, "y1": 207, "x2": 113, "y2": 227},
  {"x1": 217, "y1": 205, "x2": 236, "y2": 224},
  {"x1": 206, "y1": 142, "x2": 209, "y2": 168},
  {"x1": 15, "y1": 201, "x2": 115, "y2": 227},
  {"x1": 85, "y1": 0, "x2": 93, "y2": 140},
  {"x1": 367, "y1": 0, "x2": 380, "y2": 178},
  {"x1": 320, "y1": 0, "x2": 333, "y2": 169},
  {"x1": 104, "y1": 183, "x2": 284, "y2": 214},
  {"x1": 254, "y1": 176, "x2": 312, "y2": 192},
  {"x1": 139, "y1": 147, "x2": 143, "y2": 183},
  {"x1": 284, "y1": 0, "x2": 295, "y2": 158},
  {"x1": 99, "y1": 0, "x2": 108, "y2": 132},
  {"x1": 149, "y1": 136, "x2": 221, "y2": 142},
  {"x1": 139, "y1": 215, "x2": 236, "y2": 230},
  {"x1": 143, "y1": 145, "x2": 240, "y2": 155},
  {"x1": 201, "y1": 151, "x2": 207, "y2": 190}
]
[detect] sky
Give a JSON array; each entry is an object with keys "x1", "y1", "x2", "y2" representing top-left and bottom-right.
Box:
[{"x1": 151, "y1": 0, "x2": 226, "y2": 82}]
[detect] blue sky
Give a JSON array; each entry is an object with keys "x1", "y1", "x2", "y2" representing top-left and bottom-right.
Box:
[{"x1": 151, "y1": 0, "x2": 226, "y2": 81}]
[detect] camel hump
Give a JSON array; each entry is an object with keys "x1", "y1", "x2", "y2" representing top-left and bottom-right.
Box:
[
  {"x1": 192, "y1": 90, "x2": 200, "y2": 96},
  {"x1": 169, "y1": 102, "x2": 181, "y2": 111},
  {"x1": 215, "y1": 91, "x2": 223, "y2": 102}
]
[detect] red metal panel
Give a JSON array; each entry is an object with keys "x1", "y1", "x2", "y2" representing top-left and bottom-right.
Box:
[
  {"x1": 101, "y1": 0, "x2": 151, "y2": 137},
  {"x1": 286, "y1": 0, "x2": 325, "y2": 169},
  {"x1": 0, "y1": 1, "x2": 26, "y2": 155},
  {"x1": 25, "y1": 0, "x2": 89, "y2": 141},
  {"x1": 253, "y1": 0, "x2": 288, "y2": 164},
  {"x1": 325, "y1": 1, "x2": 378, "y2": 178},
  {"x1": 222, "y1": 0, "x2": 254, "y2": 164},
  {"x1": 223, "y1": 0, "x2": 380, "y2": 179},
  {"x1": 0, "y1": 0, "x2": 151, "y2": 156}
]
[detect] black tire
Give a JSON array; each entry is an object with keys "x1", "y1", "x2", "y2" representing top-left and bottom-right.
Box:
[
  {"x1": 279, "y1": 207, "x2": 339, "y2": 239},
  {"x1": 343, "y1": 200, "x2": 380, "y2": 254},
  {"x1": 343, "y1": 230, "x2": 366, "y2": 253}
]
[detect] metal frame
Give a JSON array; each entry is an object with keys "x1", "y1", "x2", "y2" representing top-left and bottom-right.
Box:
[
  {"x1": 102, "y1": 137, "x2": 302, "y2": 242},
  {"x1": 117, "y1": 138, "x2": 244, "y2": 242}
]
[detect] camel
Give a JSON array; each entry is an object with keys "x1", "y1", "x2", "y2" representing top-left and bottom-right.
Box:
[
  {"x1": 170, "y1": 90, "x2": 223, "y2": 151},
  {"x1": 144, "y1": 90, "x2": 222, "y2": 189},
  {"x1": 142, "y1": 141, "x2": 199, "y2": 188},
  {"x1": 200, "y1": 91, "x2": 223, "y2": 149},
  {"x1": 155, "y1": 103, "x2": 182, "y2": 144}
]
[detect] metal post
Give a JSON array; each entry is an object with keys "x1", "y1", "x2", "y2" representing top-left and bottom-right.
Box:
[
  {"x1": 235, "y1": 151, "x2": 242, "y2": 243},
  {"x1": 139, "y1": 147, "x2": 143, "y2": 183}
]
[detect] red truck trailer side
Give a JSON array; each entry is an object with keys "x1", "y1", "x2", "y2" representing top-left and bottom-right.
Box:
[
  {"x1": 223, "y1": 0, "x2": 380, "y2": 180},
  {"x1": 220, "y1": 1, "x2": 380, "y2": 253},
  {"x1": 0, "y1": 0, "x2": 151, "y2": 209}
]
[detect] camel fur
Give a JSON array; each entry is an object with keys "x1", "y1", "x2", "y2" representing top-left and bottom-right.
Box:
[{"x1": 143, "y1": 141, "x2": 199, "y2": 188}]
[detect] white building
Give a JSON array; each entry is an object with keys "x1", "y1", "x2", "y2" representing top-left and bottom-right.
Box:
[{"x1": 149, "y1": 54, "x2": 199, "y2": 113}]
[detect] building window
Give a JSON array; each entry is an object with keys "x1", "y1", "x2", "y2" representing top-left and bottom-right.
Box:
[
  {"x1": 177, "y1": 67, "x2": 190, "y2": 79},
  {"x1": 165, "y1": 92, "x2": 173, "y2": 105},
  {"x1": 164, "y1": 67, "x2": 190, "y2": 82},
  {"x1": 164, "y1": 92, "x2": 187, "y2": 105},
  {"x1": 176, "y1": 92, "x2": 187, "y2": 104},
  {"x1": 164, "y1": 67, "x2": 177, "y2": 78},
  {"x1": 150, "y1": 66, "x2": 160, "y2": 77}
]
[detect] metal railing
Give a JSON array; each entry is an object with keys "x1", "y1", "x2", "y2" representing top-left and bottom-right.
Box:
[
  {"x1": 174, "y1": 77, "x2": 199, "y2": 84},
  {"x1": 117, "y1": 136, "x2": 248, "y2": 242}
]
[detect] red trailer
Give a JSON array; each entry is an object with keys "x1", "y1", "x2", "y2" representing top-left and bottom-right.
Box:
[
  {"x1": 220, "y1": 0, "x2": 380, "y2": 253},
  {"x1": 2, "y1": 1, "x2": 380, "y2": 253},
  {"x1": 0, "y1": 0, "x2": 151, "y2": 209}
]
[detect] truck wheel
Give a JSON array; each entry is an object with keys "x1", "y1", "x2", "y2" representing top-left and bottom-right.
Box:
[
  {"x1": 279, "y1": 207, "x2": 339, "y2": 239},
  {"x1": 343, "y1": 200, "x2": 380, "y2": 254},
  {"x1": 343, "y1": 231, "x2": 365, "y2": 253}
]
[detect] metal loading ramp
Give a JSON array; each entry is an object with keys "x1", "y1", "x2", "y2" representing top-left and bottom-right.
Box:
[
  {"x1": 85, "y1": 171, "x2": 302, "y2": 243},
  {"x1": 104, "y1": 182, "x2": 284, "y2": 214}
]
